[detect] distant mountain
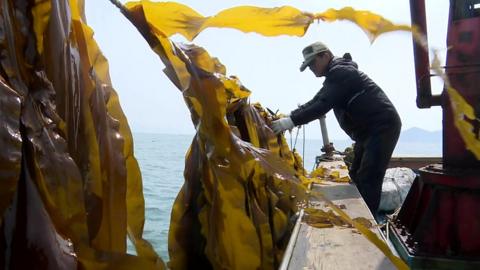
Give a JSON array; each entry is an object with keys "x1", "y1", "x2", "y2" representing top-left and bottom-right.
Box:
[
  {"x1": 298, "y1": 127, "x2": 443, "y2": 169},
  {"x1": 330, "y1": 127, "x2": 443, "y2": 157},
  {"x1": 399, "y1": 127, "x2": 442, "y2": 143},
  {"x1": 394, "y1": 127, "x2": 442, "y2": 156}
]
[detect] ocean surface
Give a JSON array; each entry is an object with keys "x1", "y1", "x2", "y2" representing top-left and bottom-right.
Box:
[{"x1": 132, "y1": 132, "x2": 441, "y2": 261}]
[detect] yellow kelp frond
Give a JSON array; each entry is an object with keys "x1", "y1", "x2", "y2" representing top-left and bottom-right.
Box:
[
  {"x1": 164, "y1": 44, "x2": 307, "y2": 269},
  {"x1": 221, "y1": 76, "x2": 251, "y2": 100},
  {"x1": 125, "y1": 1, "x2": 410, "y2": 42},
  {"x1": 205, "y1": 6, "x2": 313, "y2": 38},
  {"x1": 446, "y1": 87, "x2": 480, "y2": 159},
  {"x1": 73, "y1": 7, "x2": 163, "y2": 266},
  {"x1": 316, "y1": 7, "x2": 411, "y2": 42},
  {"x1": 310, "y1": 166, "x2": 325, "y2": 178},
  {"x1": 0, "y1": 0, "x2": 164, "y2": 268},
  {"x1": 292, "y1": 149, "x2": 307, "y2": 176},
  {"x1": 125, "y1": 1, "x2": 206, "y2": 40},
  {"x1": 125, "y1": 1, "x2": 313, "y2": 40},
  {"x1": 31, "y1": 0, "x2": 51, "y2": 54},
  {"x1": 71, "y1": 2, "x2": 163, "y2": 266},
  {"x1": 445, "y1": 87, "x2": 479, "y2": 157},
  {"x1": 311, "y1": 164, "x2": 351, "y2": 183},
  {"x1": 304, "y1": 208, "x2": 346, "y2": 228}
]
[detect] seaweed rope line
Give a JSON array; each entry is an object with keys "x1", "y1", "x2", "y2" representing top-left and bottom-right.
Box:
[
  {"x1": 108, "y1": 0, "x2": 136, "y2": 22},
  {"x1": 108, "y1": 0, "x2": 125, "y2": 11},
  {"x1": 292, "y1": 126, "x2": 300, "y2": 150},
  {"x1": 291, "y1": 125, "x2": 306, "y2": 176}
]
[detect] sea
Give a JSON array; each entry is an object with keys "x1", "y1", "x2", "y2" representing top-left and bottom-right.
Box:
[{"x1": 132, "y1": 132, "x2": 441, "y2": 261}]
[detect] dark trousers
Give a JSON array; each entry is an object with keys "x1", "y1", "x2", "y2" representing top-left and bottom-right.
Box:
[{"x1": 349, "y1": 120, "x2": 401, "y2": 216}]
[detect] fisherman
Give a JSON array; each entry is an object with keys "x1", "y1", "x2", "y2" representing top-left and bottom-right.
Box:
[{"x1": 271, "y1": 41, "x2": 402, "y2": 218}]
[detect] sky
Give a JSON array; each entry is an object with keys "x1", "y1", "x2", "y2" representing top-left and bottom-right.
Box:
[{"x1": 85, "y1": 0, "x2": 449, "y2": 140}]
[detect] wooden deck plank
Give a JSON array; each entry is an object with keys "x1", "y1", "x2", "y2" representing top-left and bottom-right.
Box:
[
  {"x1": 288, "y1": 224, "x2": 395, "y2": 270},
  {"x1": 285, "y1": 161, "x2": 397, "y2": 270}
]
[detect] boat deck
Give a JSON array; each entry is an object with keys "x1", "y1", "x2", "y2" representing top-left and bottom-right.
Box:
[{"x1": 282, "y1": 161, "x2": 397, "y2": 270}]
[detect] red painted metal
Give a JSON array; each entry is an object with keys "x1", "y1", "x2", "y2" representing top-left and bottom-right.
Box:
[
  {"x1": 409, "y1": 0, "x2": 441, "y2": 108},
  {"x1": 390, "y1": 0, "x2": 480, "y2": 265},
  {"x1": 394, "y1": 165, "x2": 480, "y2": 257},
  {"x1": 444, "y1": 1, "x2": 480, "y2": 168}
]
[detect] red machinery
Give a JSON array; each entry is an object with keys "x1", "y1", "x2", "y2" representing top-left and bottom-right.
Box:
[{"x1": 387, "y1": 0, "x2": 480, "y2": 268}]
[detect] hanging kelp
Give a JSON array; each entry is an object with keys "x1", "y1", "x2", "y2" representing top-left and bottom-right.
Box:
[
  {"x1": 0, "y1": 0, "x2": 163, "y2": 268},
  {"x1": 168, "y1": 45, "x2": 307, "y2": 269}
]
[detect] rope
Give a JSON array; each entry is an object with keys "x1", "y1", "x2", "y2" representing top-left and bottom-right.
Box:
[
  {"x1": 106, "y1": 0, "x2": 160, "y2": 52},
  {"x1": 292, "y1": 127, "x2": 300, "y2": 150},
  {"x1": 108, "y1": 0, "x2": 128, "y2": 14},
  {"x1": 290, "y1": 126, "x2": 306, "y2": 175}
]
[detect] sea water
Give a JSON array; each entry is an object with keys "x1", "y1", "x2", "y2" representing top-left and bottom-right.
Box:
[
  {"x1": 132, "y1": 132, "x2": 441, "y2": 261},
  {"x1": 133, "y1": 133, "x2": 192, "y2": 260}
]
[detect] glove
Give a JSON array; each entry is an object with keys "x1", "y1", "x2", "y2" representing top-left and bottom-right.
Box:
[{"x1": 271, "y1": 117, "x2": 295, "y2": 134}]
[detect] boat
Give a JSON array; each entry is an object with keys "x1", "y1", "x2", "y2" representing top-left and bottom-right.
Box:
[{"x1": 0, "y1": 0, "x2": 478, "y2": 269}]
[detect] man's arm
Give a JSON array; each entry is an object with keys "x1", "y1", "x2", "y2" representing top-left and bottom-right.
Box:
[
  {"x1": 293, "y1": 88, "x2": 323, "y2": 112},
  {"x1": 271, "y1": 66, "x2": 358, "y2": 134},
  {"x1": 290, "y1": 82, "x2": 347, "y2": 126},
  {"x1": 271, "y1": 84, "x2": 343, "y2": 135}
]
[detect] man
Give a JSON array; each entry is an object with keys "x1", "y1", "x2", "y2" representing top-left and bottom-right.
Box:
[{"x1": 272, "y1": 41, "x2": 401, "y2": 217}]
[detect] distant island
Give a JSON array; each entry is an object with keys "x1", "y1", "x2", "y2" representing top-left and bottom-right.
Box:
[
  {"x1": 394, "y1": 127, "x2": 442, "y2": 157},
  {"x1": 330, "y1": 127, "x2": 442, "y2": 157},
  {"x1": 398, "y1": 127, "x2": 442, "y2": 144}
]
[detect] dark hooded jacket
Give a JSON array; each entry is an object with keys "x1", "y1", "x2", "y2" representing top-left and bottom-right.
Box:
[{"x1": 290, "y1": 54, "x2": 401, "y2": 141}]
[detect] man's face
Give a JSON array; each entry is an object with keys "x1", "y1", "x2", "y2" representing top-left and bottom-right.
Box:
[{"x1": 308, "y1": 54, "x2": 330, "y2": 77}]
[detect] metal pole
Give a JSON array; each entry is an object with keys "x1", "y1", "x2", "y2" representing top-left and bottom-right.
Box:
[
  {"x1": 410, "y1": 0, "x2": 441, "y2": 108},
  {"x1": 319, "y1": 115, "x2": 330, "y2": 148}
]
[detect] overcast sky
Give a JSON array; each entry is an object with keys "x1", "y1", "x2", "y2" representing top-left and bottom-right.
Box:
[{"x1": 85, "y1": 0, "x2": 449, "y2": 140}]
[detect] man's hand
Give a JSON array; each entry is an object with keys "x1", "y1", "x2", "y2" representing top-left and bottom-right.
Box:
[{"x1": 271, "y1": 117, "x2": 295, "y2": 134}]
